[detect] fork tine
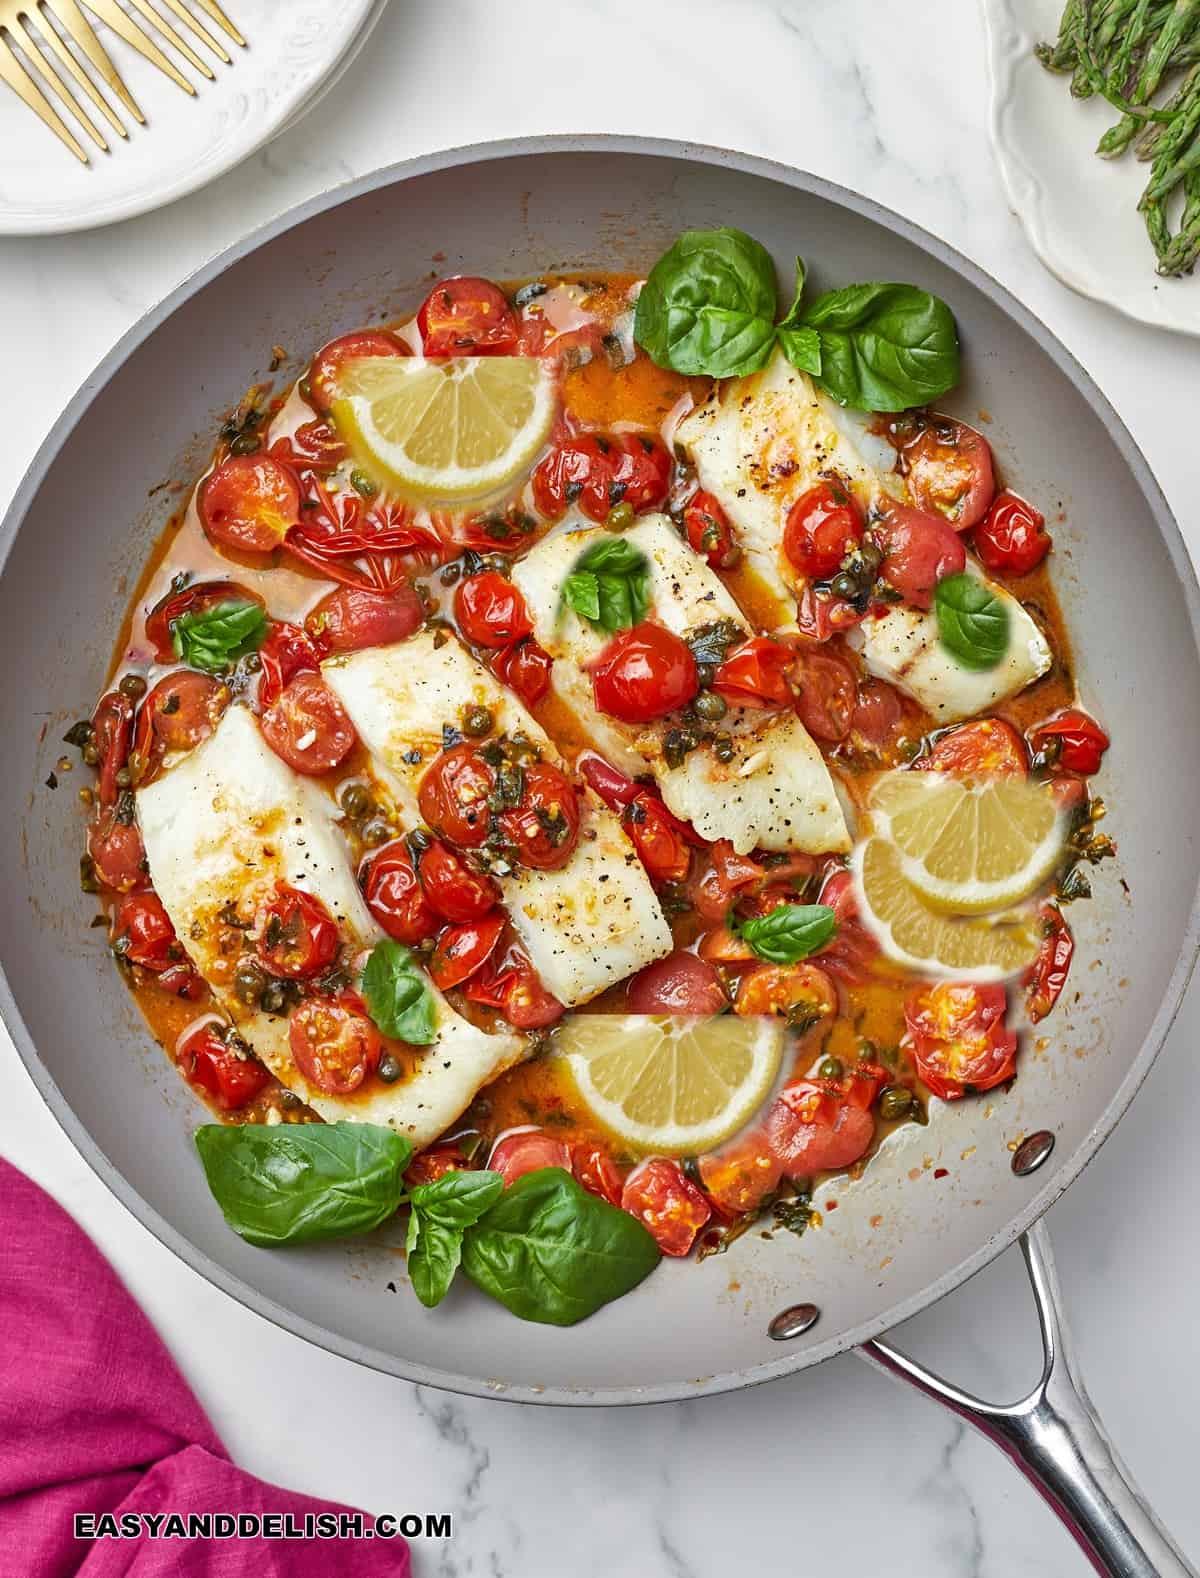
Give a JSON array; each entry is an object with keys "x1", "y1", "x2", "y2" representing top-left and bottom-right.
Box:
[
  {"x1": 11, "y1": 12, "x2": 107, "y2": 148},
  {"x1": 155, "y1": 0, "x2": 230, "y2": 63},
  {"x1": 45, "y1": 0, "x2": 143, "y2": 123},
  {"x1": 81, "y1": 0, "x2": 195, "y2": 94},
  {"x1": 123, "y1": 0, "x2": 215, "y2": 79},
  {"x1": 0, "y1": 28, "x2": 87, "y2": 160},
  {"x1": 32, "y1": 3, "x2": 127, "y2": 137},
  {"x1": 191, "y1": 0, "x2": 242, "y2": 47}
]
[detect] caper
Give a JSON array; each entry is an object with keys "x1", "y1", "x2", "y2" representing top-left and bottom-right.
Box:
[
  {"x1": 694, "y1": 690, "x2": 727, "y2": 722},
  {"x1": 298, "y1": 376, "x2": 313, "y2": 402},
  {"x1": 79, "y1": 854, "x2": 98, "y2": 894},
  {"x1": 606, "y1": 501, "x2": 635, "y2": 532},
  {"x1": 340, "y1": 781, "x2": 371, "y2": 818},
  {"x1": 830, "y1": 570, "x2": 860, "y2": 601},
  {"x1": 462, "y1": 704, "x2": 493, "y2": 738},
  {"x1": 234, "y1": 962, "x2": 266, "y2": 1006},
  {"x1": 229, "y1": 432, "x2": 261, "y2": 456},
  {"x1": 82, "y1": 742, "x2": 100, "y2": 766},
  {"x1": 260, "y1": 980, "x2": 287, "y2": 1015},
  {"x1": 696, "y1": 662, "x2": 717, "y2": 688},
  {"x1": 439, "y1": 562, "x2": 462, "y2": 586},
  {"x1": 114, "y1": 766, "x2": 132, "y2": 789},
  {"x1": 878, "y1": 1085, "x2": 913, "y2": 1122},
  {"x1": 713, "y1": 733, "x2": 735, "y2": 764},
  {"x1": 482, "y1": 554, "x2": 511, "y2": 576},
  {"x1": 118, "y1": 672, "x2": 147, "y2": 700},
  {"x1": 361, "y1": 816, "x2": 392, "y2": 847},
  {"x1": 350, "y1": 468, "x2": 378, "y2": 497},
  {"x1": 377, "y1": 1055, "x2": 403, "y2": 1084},
  {"x1": 860, "y1": 538, "x2": 883, "y2": 572},
  {"x1": 819, "y1": 1056, "x2": 843, "y2": 1080},
  {"x1": 243, "y1": 652, "x2": 262, "y2": 673}
]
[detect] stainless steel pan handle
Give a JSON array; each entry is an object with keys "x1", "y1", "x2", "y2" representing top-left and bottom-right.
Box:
[{"x1": 859, "y1": 1220, "x2": 1194, "y2": 1577}]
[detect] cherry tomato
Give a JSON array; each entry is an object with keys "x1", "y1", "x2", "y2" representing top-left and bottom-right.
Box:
[
  {"x1": 849, "y1": 679, "x2": 904, "y2": 751},
  {"x1": 256, "y1": 884, "x2": 339, "y2": 980},
  {"x1": 497, "y1": 761, "x2": 581, "y2": 871},
  {"x1": 178, "y1": 1024, "x2": 270, "y2": 1111},
  {"x1": 531, "y1": 431, "x2": 670, "y2": 522},
  {"x1": 88, "y1": 810, "x2": 146, "y2": 893},
  {"x1": 697, "y1": 1130, "x2": 782, "y2": 1215},
  {"x1": 157, "y1": 962, "x2": 204, "y2": 1000},
  {"x1": 419, "y1": 838, "x2": 500, "y2": 924},
  {"x1": 1026, "y1": 904, "x2": 1075, "y2": 1025},
  {"x1": 418, "y1": 277, "x2": 518, "y2": 357},
  {"x1": 905, "y1": 981, "x2": 1018, "y2": 1100},
  {"x1": 917, "y1": 718, "x2": 1028, "y2": 779},
  {"x1": 620, "y1": 1158, "x2": 711, "y2": 1256},
  {"x1": 489, "y1": 1130, "x2": 572, "y2": 1185},
  {"x1": 306, "y1": 583, "x2": 424, "y2": 655},
  {"x1": 973, "y1": 491, "x2": 1051, "y2": 576},
  {"x1": 405, "y1": 1145, "x2": 470, "y2": 1188},
  {"x1": 428, "y1": 914, "x2": 506, "y2": 990},
  {"x1": 1028, "y1": 709, "x2": 1110, "y2": 776},
  {"x1": 308, "y1": 329, "x2": 409, "y2": 411},
  {"x1": 793, "y1": 649, "x2": 857, "y2": 742},
  {"x1": 684, "y1": 489, "x2": 739, "y2": 569},
  {"x1": 712, "y1": 637, "x2": 793, "y2": 709},
  {"x1": 199, "y1": 455, "x2": 301, "y2": 555},
  {"x1": 622, "y1": 793, "x2": 692, "y2": 885},
  {"x1": 538, "y1": 322, "x2": 605, "y2": 366},
  {"x1": 765, "y1": 1079, "x2": 877, "y2": 1177},
  {"x1": 734, "y1": 962, "x2": 837, "y2": 1022},
  {"x1": 571, "y1": 1141, "x2": 624, "y2": 1206},
  {"x1": 873, "y1": 504, "x2": 967, "y2": 609},
  {"x1": 591, "y1": 623, "x2": 698, "y2": 724},
  {"x1": 258, "y1": 622, "x2": 321, "y2": 708},
  {"x1": 133, "y1": 672, "x2": 229, "y2": 780},
  {"x1": 577, "y1": 750, "x2": 643, "y2": 811},
  {"x1": 783, "y1": 480, "x2": 864, "y2": 578},
  {"x1": 626, "y1": 950, "x2": 726, "y2": 1015},
  {"x1": 904, "y1": 420, "x2": 995, "y2": 529},
  {"x1": 492, "y1": 637, "x2": 552, "y2": 707},
  {"x1": 417, "y1": 745, "x2": 496, "y2": 847},
  {"x1": 145, "y1": 580, "x2": 263, "y2": 664},
  {"x1": 466, "y1": 945, "x2": 564, "y2": 1029},
  {"x1": 260, "y1": 672, "x2": 356, "y2": 775},
  {"x1": 289, "y1": 993, "x2": 383, "y2": 1093},
  {"x1": 361, "y1": 840, "x2": 439, "y2": 945},
  {"x1": 688, "y1": 839, "x2": 763, "y2": 921},
  {"x1": 112, "y1": 892, "x2": 179, "y2": 970},
  {"x1": 271, "y1": 417, "x2": 349, "y2": 469},
  {"x1": 795, "y1": 583, "x2": 865, "y2": 643},
  {"x1": 455, "y1": 572, "x2": 533, "y2": 650},
  {"x1": 608, "y1": 433, "x2": 672, "y2": 514},
  {"x1": 91, "y1": 690, "x2": 133, "y2": 808},
  {"x1": 812, "y1": 867, "x2": 879, "y2": 986}
]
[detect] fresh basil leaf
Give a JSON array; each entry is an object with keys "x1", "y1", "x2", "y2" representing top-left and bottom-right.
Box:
[
  {"x1": 408, "y1": 1217, "x2": 464, "y2": 1309},
  {"x1": 411, "y1": 1168, "x2": 505, "y2": 1230},
  {"x1": 561, "y1": 537, "x2": 651, "y2": 633},
  {"x1": 738, "y1": 903, "x2": 838, "y2": 964},
  {"x1": 798, "y1": 283, "x2": 960, "y2": 412},
  {"x1": 934, "y1": 573, "x2": 1010, "y2": 670},
  {"x1": 361, "y1": 939, "x2": 437, "y2": 1045},
  {"x1": 405, "y1": 1170, "x2": 505, "y2": 1308},
  {"x1": 634, "y1": 227, "x2": 778, "y2": 378},
  {"x1": 194, "y1": 1121, "x2": 411, "y2": 1247},
  {"x1": 462, "y1": 1167, "x2": 660, "y2": 1326},
  {"x1": 172, "y1": 600, "x2": 267, "y2": 674},
  {"x1": 776, "y1": 257, "x2": 823, "y2": 377}
]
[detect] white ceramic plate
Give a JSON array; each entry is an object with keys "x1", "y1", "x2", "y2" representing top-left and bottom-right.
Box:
[
  {"x1": 984, "y1": 0, "x2": 1200, "y2": 336},
  {"x1": 0, "y1": 0, "x2": 384, "y2": 235}
]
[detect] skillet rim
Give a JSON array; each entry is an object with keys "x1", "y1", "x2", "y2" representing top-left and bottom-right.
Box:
[{"x1": 2, "y1": 133, "x2": 1197, "y2": 1406}]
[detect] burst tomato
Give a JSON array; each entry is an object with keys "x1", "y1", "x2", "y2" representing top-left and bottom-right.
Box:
[
  {"x1": 489, "y1": 1130, "x2": 572, "y2": 1184},
  {"x1": 308, "y1": 329, "x2": 409, "y2": 411},
  {"x1": 260, "y1": 672, "x2": 356, "y2": 774},
  {"x1": 419, "y1": 839, "x2": 500, "y2": 924},
  {"x1": 623, "y1": 793, "x2": 692, "y2": 884},
  {"x1": 417, "y1": 745, "x2": 496, "y2": 847},
  {"x1": 531, "y1": 431, "x2": 670, "y2": 521},
  {"x1": 1029, "y1": 709, "x2": 1110, "y2": 776},
  {"x1": 571, "y1": 1141, "x2": 625, "y2": 1205},
  {"x1": 418, "y1": 277, "x2": 519, "y2": 357},
  {"x1": 874, "y1": 504, "x2": 967, "y2": 609},
  {"x1": 112, "y1": 892, "x2": 179, "y2": 970},
  {"x1": 455, "y1": 571, "x2": 533, "y2": 650},
  {"x1": 492, "y1": 637, "x2": 553, "y2": 707},
  {"x1": 92, "y1": 689, "x2": 133, "y2": 808},
  {"x1": 973, "y1": 491, "x2": 1051, "y2": 576},
  {"x1": 306, "y1": 583, "x2": 424, "y2": 654},
  {"x1": 577, "y1": 750, "x2": 643, "y2": 810},
  {"x1": 697, "y1": 1130, "x2": 782, "y2": 1215},
  {"x1": 904, "y1": 420, "x2": 994, "y2": 529},
  {"x1": 813, "y1": 867, "x2": 879, "y2": 986},
  {"x1": 428, "y1": 914, "x2": 506, "y2": 990},
  {"x1": 918, "y1": 718, "x2": 1028, "y2": 779},
  {"x1": 734, "y1": 962, "x2": 837, "y2": 1022},
  {"x1": 1026, "y1": 904, "x2": 1075, "y2": 1024},
  {"x1": 625, "y1": 950, "x2": 726, "y2": 1015},
  {"x1": 849, "y1": 679, "x2": 904, "y2": 751},
  {"x1": 257, "y1": 622, "x2": 321, "y2": 708},
  {"x1": 684, "y1": 489, "x2": 739, "y2": 569},
  {"x1": 497, "y1": 761, "x2": 581, "y2": 871},
  {"x1": 178, "y1": 1024, "x2": 270, "y2": 1111},
  {"x1": 466, "y1": 945, "x2": 563, "y2": 1029},
  {"x1": 712, "y1": 637, "x2": 793, "y2": 709},
  {"x1": 591, "y1": 623, "x2": 698, "y2": 723},
  {"x1": 199, "y1": 455, "x2": 301, "y2": 555},
  {"x1": 688, "y1": 839, "x2": 763, "y2": 921},
  {"x1": 88, "y1": 810, "x2": 146, "y2": 893},
  {"x1": 404, "y1": 1145, "x2": 470, "y2": 1188},
  {"x1": 765, "y1": 1077, "x2": 878, "y2": 1177},
  {"x1": 620, "y1": 1158, "x2": 711, "y2": 1256},
  {"x1": 289, "y1": 994, "x2": 383, "y2": 1093},
  {"x1": 905, "y1": 981, "x2": 1018, "y2": 1100},
  {"x1": 795, "y1": 583, "x2": 865, "y2": 643},
  {"x1": 361, "y1": 840, "x2": 439, "y2": 945},
  {"x1": 783, "y1": 479, "x2": 864, "y2": 578},
  {"x1": 793, "y1": 649, "x2": 857, "y2": 742},
  {"x1": 256, "y1": 884, "x2": 339, "y2": 979},
  {"x1": 145, "y1": 580, "x2": 263, "y2": 663},
  {"x1": 133, "y1": 672, "x2": 229, "y2": 779}
]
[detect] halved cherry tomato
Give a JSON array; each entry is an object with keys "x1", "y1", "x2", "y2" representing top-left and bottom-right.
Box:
[
  {"x1": 973, "y1": 491, "x2": 1051, "y2": 576},
  {"x1": 626, "y1": 950, "x2": 726, "y2": 1015},
  {"x1": 688, "y1": 839, "x2": 763, "y2": 921},
  {"x1": 684, "y1": 489, "x2": 739, "y2": 569},
  {"x1": 199, "y1": 455, "x2": 301, "y2": 555},
  {"x1": 793, "y1": 649, "x2": 856, "y2": 742},
  {"x1": 620, "y1": 1158, "x2": 710, "y2": 1256},
  {"x1": 260, "y1": 672, "x2": 356, "y2": 774},
  {"x1": 734, "y1": 962, "x2": 837, "y2": 1022},
  {"x1": 360, "y1": 840, "x2": 439, "y2": 945},
  {"x1": 571, "y1": 1140, "x2": 625, "y2": 1206},
  {"x1": 497, "y1": 761, "x2": 581, "y2": 870},
  {"x1": 712, "y1": 637, "x2": 793, "y2": 709},
  {"x1": 492, "y1": 637, "x2": 552, "y2": 706},
  {"x1": 404, "y1": 1145, "x2": 470, "y2": 1188},
  {"x1": 428, "y1": 913, "x2": 506, "y2": 990},
  {"x1": 133, "y1": 672, "x2": 229, "y2": 780},
  {"x1": 145, "y1": 580, "x2": 263, "y2": 664},
  {"x1": 577, "y1": 750, "x2": 643, "y2": 811},
  {"x1": 418, "y1": 277, "x2": 518, "y2": 357},
  {"x1": 419, "y1": 838, "x2": 500, "y2": 924},
  {"x1": 289, "y1": 993, "x2": 382, "y2": 1093},
  {"x1": 489, "y1": 1130, "x2": 571, "y2": 1185},
  {"x1": 1028, "y1": 709, "x2": 1110, "y2": 776},
  {"x1": 256, "y1": 884, "x2": 339, "y2": 980},
  {"x1": 795, "y1": 583, "x2": 864, "y2": 643},
  {"x1": 697, "y1": 1130, "x2": 782, "y2": 1215},
  {"x1": 88, "y1": 809, "x2": 146, "y2": 893},
  {"x1": 905, "y1": 981, "x2": 1018, "y2": 1100},
  {"x1": 765, "y1": 1077, "x2": 878, "y2": 1177},
  {"x1": 904, "y1": 420, "x2": 995, "y2": 529},
  {"x1": 874, "y1": 504, "x2": 967, "y2": 609},
  {"x1": 466, "y1": 945, "x2": 563, "y2": 1029},
  {"x1": 308, "y1": 329, "x2": 409, "y2": 412},
  {"x1": 306, "y1": 583, "x2": 424, "y2": 655},
  {"x1": 112, "y1": 892, "x2": 179, "y2": 970},
  {"x1": 591, "y1": 623, "x2": 698, "y2": 723},
  {"x1": 918, "y1": 718, "x2": 1028, "y2": 779},
  {"x1": 92, "y1": 690, "x2": 133, "y2": 808},
  {"x1": 1027, "y1": 903, "x2": 1074, "y2": 1024},
  {"x1": 622, "y1": 793, "x2": 691, "y2": 884},
  {"x1": 417, "y1": 744, "x2": 496, "y2": 847},
  {"x1": 258, "y1": 622, "x2": 321, "y2": 708},
  {"x1": 531, "y1": 431, "x2": 671, "y2": 522},
  {"x1": 455, "y1": 571, "x2": 533, "y2": 650},
  {"x1": 783, "y1": 479, "x2": 864, "y2": 578},
  {"x1": 178, "y1": 1023, "x2": 270, "y2": 1111},
  {"x1": 849, "y1": 679, "x2": 904, "y2": 751}
]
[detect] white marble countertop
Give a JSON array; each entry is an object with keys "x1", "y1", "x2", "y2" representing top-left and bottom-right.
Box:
[{"x1": 2, "y1": 2, "x2": 1197, "y2": 1573}]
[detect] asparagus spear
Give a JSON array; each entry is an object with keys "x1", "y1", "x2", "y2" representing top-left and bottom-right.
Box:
[{"x1": 1158, "y1": 167, "x2": 1200, "y2": 270}]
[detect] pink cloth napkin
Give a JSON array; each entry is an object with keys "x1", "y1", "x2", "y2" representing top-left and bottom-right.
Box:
[{"x1": 0, "y1": 1156, "x2": 410, "y2": 1578}]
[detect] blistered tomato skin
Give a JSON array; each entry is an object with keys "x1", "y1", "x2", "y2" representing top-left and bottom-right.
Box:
[
  {"x1": 455, "y1": 572, "x2": 533, "y2": 649},
  {"x1": 418, "y1": 277, "x2": 519, "y2": 357},
  {"x1": 361, "y1": 841, "x2": 439, "y2": 946},
  {"x1": 620, "y1": 1159, "x2": 711, "y2": 1256},
  {"x1": 531, "y1": 431, "x2": 670, "y2": 522},
  {"x1": 684, "y1": 489, "x2": 739, "y2": 569},
  {"x1": 417, "y1": 745, "x2": 496, "y2": 848},
  {"x1": 178, "y1": 1024, "x2": 270, "y2": 1111},
  {"x1": 973, "y1": 491, "x2": 1051, "y2": 576},
  {"x1": 905, "y1": 982, "x2": 1017, "y2": 1100},
  {"x1": 626, "y1": 951, "x2": 726, "y2": 1015},
  {"x1": 1029, "y1": 709, "x2": 1110, "y2": 776},
  {"x1": 199, "y1": 455, "x2": 301, "y2": 555},
  {"x1": 259, "y1": 673, "x2": 356, "y2": 775},
  {"x1": 783, "y1": 480, "x2": 864, "y2": 578},
  {"x1": 306, "y1": 584, "x2": 424, "y2": 654},
  {"x1": 903, "y1": 421, "x2": 995, "y2": 530}
]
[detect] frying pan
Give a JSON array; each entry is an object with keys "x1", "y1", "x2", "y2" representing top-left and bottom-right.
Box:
[{"x1": 1, "y1": 137, "x2": 1197, "y2": 1575}]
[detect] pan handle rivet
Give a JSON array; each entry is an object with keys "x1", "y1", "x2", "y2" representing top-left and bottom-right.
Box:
[
  {"x1": 1011, "y1": 1129, "x2": 1055, "y2": 1177},
  {"x1": 768, "y1": 1303, "x2": 820, "y2": 1341}
]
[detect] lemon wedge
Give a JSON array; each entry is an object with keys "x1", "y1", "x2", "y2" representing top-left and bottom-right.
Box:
[
  {"x1": 556, "y1": 1014, "x2": 784, "y2": 1156},
  {"x1": 330, "y1": 355, "x2": 556, "y2": 500},
  {"x1": 869, "y1": 772, "x2": 1066, "y2": 914},
  {"x1": 854, "y1": 837, "x2": 1041, "y2": 980}
]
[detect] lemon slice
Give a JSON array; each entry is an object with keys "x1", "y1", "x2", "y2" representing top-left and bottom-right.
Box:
[
  {"x1": 557, "y1": 1014, "x2": 785, "y2": 1156},
  {"x1": 869, "y1": 772, "x2": 1065, "y2": 914},
  {"x1": 330, "y1": 355, "x2": 556, "y2": 500},
  {"x1": 854, "y1": 837, "x2": 1041, "y2": 980}
]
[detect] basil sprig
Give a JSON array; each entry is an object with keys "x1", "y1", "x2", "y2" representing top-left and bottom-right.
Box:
[
  {"x1": 172, "y1": 600, "x2": 267, "y2": 674},
  {"x1": 934, "y1": 573, "x2": 1011, "y2": 670},
  {"x1": 194, "y1": 1121, "x2": 412, "y2": 1247},
  {"x1": 361, "y1": 939, "x2": 438, "y2": 1044},
  {"x1": 634, "y1": 226, "x2": 779, "y2": 378},
  {"x1": 406, "y1": 1169, "x2": 505, "y2": 1308},
  {"x1": 737, "y1": 903, "x2": 838, "y2": 964},
  {"x1": 561, "y1": 537, "x2": 651, "y2": 632},
  {"x1": 787, "y1": 281, "x2": 960, "y2": 413}
]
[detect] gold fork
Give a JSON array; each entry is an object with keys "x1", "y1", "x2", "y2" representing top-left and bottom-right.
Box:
[{"x1": 0, "y1": 0, "x2": 244, "y2": 164}]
